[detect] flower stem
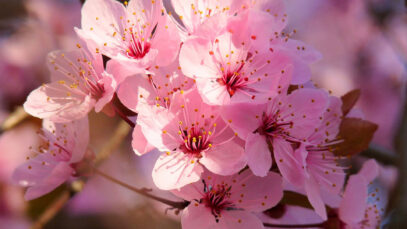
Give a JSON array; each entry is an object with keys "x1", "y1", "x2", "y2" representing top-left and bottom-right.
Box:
[
  {"x1": 31, "y1": 190, "x2": 70, "y2": 229},
  {"x1": 263, "y1": 222, "x2": 324, "y2": 228},
  {"x1": 93, "y1": 167, "x2": 189, "y2": 210},
  {"x1": 112, "y1": 103, "x2": 135, "y2": 128}
]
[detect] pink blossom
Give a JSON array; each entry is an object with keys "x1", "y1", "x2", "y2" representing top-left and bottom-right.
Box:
[
  {"x1": 222, "y1": 88, "x2": 329, "y2": 177},
  {"x1": 12, "y1": 117, "x2": 89, "y2": 200},
  {"x1": 279, "y1": 96, "x2": 345, "y2": 220},
  {"x1": 137, "y1": 88, "x2": 246, "y2": 190},
  {"x1": 78, "y1": 0, "x2": 180, "y2": 74},
  {"x1": 172, "y1": 170, "x2": 283, "y2": 229},
  {"x1": 170, "y1": 0, "x2": 246, "y2": 40},
  {"x1": 23, "y1": 38, "x2": 117, "y2": 123},
  {"x1": 117, "y1": 59, "x2": 194, "y2": 155},
  {"x1": 338, "y1": 159, "x2": 382, "y2": 228},
  {"x1": 179, "y1": 30, "x2": 293, "y2": 105}
]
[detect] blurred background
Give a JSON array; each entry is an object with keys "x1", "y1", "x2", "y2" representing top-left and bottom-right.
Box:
[{"x1": 0, "y1": 0, "x2": 405, "y2": 228}]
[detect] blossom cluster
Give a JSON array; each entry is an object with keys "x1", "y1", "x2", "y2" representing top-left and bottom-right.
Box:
[{"x1": 12, "y1": 0, "x2": 381, "y2": 228}]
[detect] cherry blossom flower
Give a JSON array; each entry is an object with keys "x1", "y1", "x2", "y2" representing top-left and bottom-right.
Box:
[
  {"x1": 179, "y1": 30, "x2": 293, "y2": 105},
  {"x1": 137, "y1": 88, "x2": 246, "y2": 190},
  {"x1": 117, "y1": 59, "x2": 194, "y2": 155},
  {"x1": 170, "y1": 0, "x2": 246, "y2": 40},
  {"x1": 23, "y1": 39, "x2": 117, "y2": 123},
  {"x1": 78, "y1": 0, "x2": 180, "y2": 73},
  {"x1": 172, "y1": 170, "x2": 283, "y2": 229},
  {"x1": 282, "y1": 96, "x2": 346, "y2": 220},
  {"x1": 222, "y1": 87, "x2": 329, "y2": 177},
  {"x1": 12, "y1": 117, "x2": 89, "y2": 200},
  {"x1": 338, "y1": 159, "x2": 382, "y2": 228}
]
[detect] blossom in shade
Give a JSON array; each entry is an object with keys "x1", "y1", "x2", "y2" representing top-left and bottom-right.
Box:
[
  {"x1": 78, "y1": 0, "x2": 180, "y2": 73},
  {"x1": 172, "y1": 169, "x2": 283, "y2": 229},
  {"x1": 338, "y1": 159, "x2": 382, "y2": 228},
  {"x1": 117, "y1": 59, "x2": 194, "y2": 155},
  {"x1": 12, "y1": 117, "x2": 89, "y2": 200},
  {"x1": 283, "y1": 96, "x2": 346, "y2": 220},
  {"x1": 137, "y1": 88, "x2": 246, "y2": 190},
  {"x1": 222, "y1": 87, "x2": 329, "y2": 178},
  {"x1": 23, "y1": 39, "x2": 117, "y2": 123}
]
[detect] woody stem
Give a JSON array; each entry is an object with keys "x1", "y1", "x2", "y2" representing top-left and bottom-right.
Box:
[
  {"x1": 263, "y1": 222, "x2": 324, "y2": 228},
  {"x1": 92, "y1": 167, "x2": 189, "y2": 210}
]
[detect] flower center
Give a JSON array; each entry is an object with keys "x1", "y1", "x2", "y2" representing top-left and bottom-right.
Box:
[
  {"x1": 126, "y1": 27, "x2": 151, "y2": 59},
  {"x1": 216, "y1": 63, "x2": 247, "y2": 97},
  {"x1": 257, "y1": 112, "x2": 292, "y2": 138},
  {"x1": 179, "y1": 127, "x2": 211, "y2": 156},
  {"x1": 201, "y1": 181, "x2": 234, "y2": 221},
  {"x1": 127, "y1": 40, "x2": 151, "y2": 59}
]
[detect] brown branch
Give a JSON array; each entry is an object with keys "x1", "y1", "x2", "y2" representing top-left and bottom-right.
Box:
[
  {"x1": 263, "y1": 222, "x2": 324, "y2": 228},
  {"x1": 94, "y1": 120, "x2": 132, "y2": 166},
  {"x1": 30, "y1": 190, "x2": 70, "y2": 229},
  {"x1": 359, "y1": 144, "x2": 398, "y2": 166},
  {"x1": 0, "y1": 106, "x2": 30, "y2": 133},
  {"x1": 387, "y1": 87, "x2": 407, "y2": 227},
  {"x1": 93, "y1": 167, "x2": 189, "y2": 210}
]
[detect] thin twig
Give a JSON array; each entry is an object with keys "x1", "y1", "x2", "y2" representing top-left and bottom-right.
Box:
[
  {"x1": 94, "y1": 120, "x2": 132, "y2": 166},
  {"x1": 263, "y1": 222, "x2": 324, "y2": 228},
  {"x1": 112, "y1": 103, "x2": 135, "y2": 128},
  {"x1": 31, "y1": 190, "x2": 70, "y2": 229},
  {"x1": 0, "y1": 106, "x2": 30, "y2": 133},
  {"x1": 360, "y1": 144, "x2": 398, "y2": 166},
  {"x1": 93, "y1": 167, "x2": 189, "y2": 210}
]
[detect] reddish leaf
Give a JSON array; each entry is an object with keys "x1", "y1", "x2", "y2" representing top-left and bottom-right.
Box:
[
  {"x1": 333, "y1": 117, "x2": 378, "y2": 156},
  {"x1": 341, "y1": 89, "x2": 361, "y2": 116}
]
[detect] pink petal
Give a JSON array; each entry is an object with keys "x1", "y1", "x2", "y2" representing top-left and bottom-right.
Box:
[
  {"x1": 358, "y1": 159, "x2": 379, "y2": 183},
  {"x1": 304, "y1": 176, "x2": 327, "y2": 221},
  {"x1": 80, "y1": 0, "x2": 127, "y2": 57},
  {"x1": 245, "y1": 133, "x2": 272, "y2": 177},
  {"x1": 24, "y1": 162, "x2": 74, "y2": 200},
  {"x1": 131, "y1": 124, "x2": 155, "y2": 156},
  {"x1": 179, "y1": 37, "x2": 218, "y2": 79},
  {"x1": 281, "y1": 88, "x2": 329, "y2": 140},
  {"x1": 218, "y1": 210, "x2": 265, "y2": 229},
  {"x1": 339, "y1": 175, "x2": 368, "y2": 224},
  {"x1": 221, "y1": 103, "x2": 264, "y2": 139},
  {"x1": 150, "y1": 10, "x2": 181, "y2": 66},
  {"x1": 195, "y1": 78, "x2": 231, "y2": 105},
  {"x1": 105, "y1": 58, "x2": 145, "y2": 85},
  {"x1": 24, "y1": 82, "x2": 95, "y2": 123},
  {"x1": 230, "y1": 171, "x2": 283, "y2": 212},
  {"x1": 200, "y1": 140, "x2": 246, "y2": 176},
  {"x1": 171, "y1": 181, "x2": 204, "y2": 202},
  {"x1": 94, "y1": 72, "x2": 116, "y2": 113},
  {"x1": 181, "y1": 203, "x2": 218, "y2": 229},
  {"x1": 273, "y1": 137, "x2": 304, "y2": 187},
  {"x1": 117, "y1": 75, "x2": 153, "y2": 113},
  {"x1": 152, "y1": 152, "x2": 203, "y2": 190},
  {"x1": 137, "y1": 104, "x2": 178, "y2": 151},
  {"x1": 42, "y1": 117, "x2": 89, "y2": 163}
]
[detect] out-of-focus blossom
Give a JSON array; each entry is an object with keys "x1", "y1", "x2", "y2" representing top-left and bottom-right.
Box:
[
  {"x1": 173, "y1": 170, "x2": 283, "y2": 229},
  {"x1": 12, "y1": 117, "x2": 89, "y2": 200},
  {"x1": 23, "y1": 39, "x2": 118, "y2": 123},
  {"x1": 78, "y1": 0, "x2": 180, "y2": 75}
]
